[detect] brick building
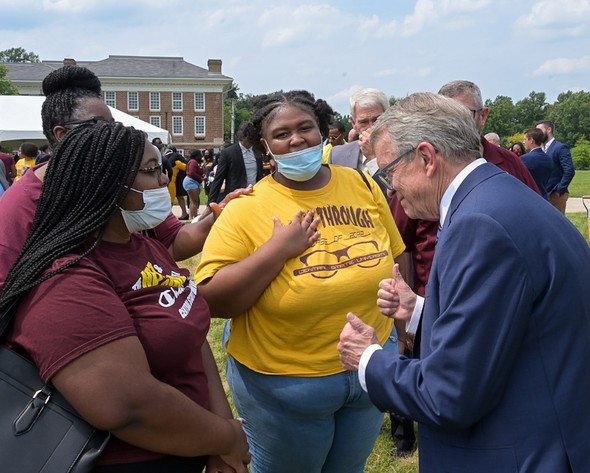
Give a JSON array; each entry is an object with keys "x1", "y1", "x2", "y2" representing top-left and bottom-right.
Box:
[{"x1": 4, "y1": 55, "x2": 233, "y2": 154}]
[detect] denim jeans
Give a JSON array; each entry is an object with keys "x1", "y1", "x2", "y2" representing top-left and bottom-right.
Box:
[{"x1": 226, "y1": 329, "x2": 399, "y2": 473}]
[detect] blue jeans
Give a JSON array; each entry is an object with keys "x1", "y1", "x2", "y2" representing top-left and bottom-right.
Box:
[{"x1": 226, "y1": 330, "x2": 399, "y2": 473}]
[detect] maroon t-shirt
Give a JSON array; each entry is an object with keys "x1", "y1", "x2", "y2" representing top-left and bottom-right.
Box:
[
  {"x1": 0, "y1": 152, "x2": 14, "y2": 182},
  {"x1": 7, "y1": 234, "x2": 211, "y2": 465},
  {"x1": 0, "y1": 163, "x2": 184, "y2": 288}
]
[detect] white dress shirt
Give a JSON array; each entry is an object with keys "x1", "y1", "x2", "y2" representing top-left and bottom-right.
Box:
[{"x1": 358, "y1": 158, "x2": 487, "y2": 391}]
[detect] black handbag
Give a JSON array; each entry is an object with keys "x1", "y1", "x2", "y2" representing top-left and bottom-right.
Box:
[{"x1": 0, "y1": 309, "x2": 110, "y2": 472}]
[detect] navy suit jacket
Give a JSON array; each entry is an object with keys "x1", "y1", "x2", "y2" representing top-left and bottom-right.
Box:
[
  {"x1": 366, "y1": 163, "x2": 590, "y2": 472},
  {"x1": 544, "y1": 139, "x2": 575, "y2": 194},
  {"x1": 520, "y1": 147, "x2": 553, "y2": 199},
  {"x1": 209, "y1": 143, "x2": 263, "y2": 203}
]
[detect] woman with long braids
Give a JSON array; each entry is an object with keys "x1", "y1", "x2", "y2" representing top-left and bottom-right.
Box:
[
  {"x1": 196, "y1": 90, "x2": 407, "y2": 473},
  {"x1": 0, "y1": 65, "x2": 250, "y2": 292},
  {"x1": 0, "y1": 122, "x2": 255, "y2": 473}
]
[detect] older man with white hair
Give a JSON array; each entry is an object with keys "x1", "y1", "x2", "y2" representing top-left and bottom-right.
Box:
[
  {"x1": 329, "y1": 88, "x2": 389, "y2": 179},
  {"x1": 338, "y1": 91, "x2": 590, "y2": 473}
]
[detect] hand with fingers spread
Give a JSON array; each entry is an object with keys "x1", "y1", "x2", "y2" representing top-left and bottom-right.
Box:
[
  {"x1": 377, "y1": 263, "x2": 417, "y2": 321},
  {"x1": 270, "y1": 209, "x2": 321, "y2": 260},
  {"x1": 338, "y1": 313, "x2": 380, "y2": 371}
]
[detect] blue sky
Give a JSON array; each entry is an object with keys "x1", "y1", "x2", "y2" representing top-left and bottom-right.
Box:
[{"x1": 1, "y1": 0, "x2": 589, "y2": 115}]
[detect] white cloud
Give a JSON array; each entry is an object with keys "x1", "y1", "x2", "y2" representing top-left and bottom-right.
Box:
[
  {"x1": 533, "y1": 56, "x2": 590, "y2": 76},
  {"x1": 518, "y1": 0, "x2": 590, "y2": 30},
  {"x1": 258, "y1": 4, "x2": 341, "y2": 47},
  {"x1": 401, "y1": 0, "x2": 492, "y2": 36}
]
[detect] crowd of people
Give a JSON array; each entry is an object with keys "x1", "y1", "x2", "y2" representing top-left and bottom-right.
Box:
[{"x1": 0, "y1": 66, "x2": 588, "y2": 473}]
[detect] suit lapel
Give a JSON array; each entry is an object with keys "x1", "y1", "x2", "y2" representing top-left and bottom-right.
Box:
[{"x1": 445, "y1": 163, "x2": 503, "y2": 232}]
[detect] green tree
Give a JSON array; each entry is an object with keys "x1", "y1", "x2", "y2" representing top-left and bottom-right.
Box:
[
  {"x1": 514, "y1": 91, "x2": 548, "y2": 130},
  {"x1": 572, "y1": 138, "x2": 590, "y2": 170},
  {"x1": 484, "y1": 95, "x2": 517, "y2": 141},
  {"x1": 0, "y1": 64, "x2": 18, "y2": 95},
  {"x1": 547, "y1": 91, "x2": 590, "y2": 146},
  {"x1": 0, "y1": 47, "x2": 39, "y2": 63},
  {"x1": 506, "y1": 132, "x2": 525, "y2": 149}
]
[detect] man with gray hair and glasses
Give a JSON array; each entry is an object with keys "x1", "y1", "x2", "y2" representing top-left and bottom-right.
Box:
[
  {"x1": 329, "y1": 88, "x2": 390, "y2": 184},
  {"x1": 338, "y1": 91, "x2": 590, "y2": 473}
]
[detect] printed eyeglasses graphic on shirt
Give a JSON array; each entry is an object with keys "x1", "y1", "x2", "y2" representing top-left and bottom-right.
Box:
[{"x1": 374, "y1": 147, "x2": 415, "y2": 191}]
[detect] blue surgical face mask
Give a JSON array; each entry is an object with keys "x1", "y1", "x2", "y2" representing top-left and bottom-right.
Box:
[
  {"x1": 119, "y1": 186, "x2": 171, "y2": 233},
  {"x1": 264, "y1": 140, "x2": 323, "y2": 182}
]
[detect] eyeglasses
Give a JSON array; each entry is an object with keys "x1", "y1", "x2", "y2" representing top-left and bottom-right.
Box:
[
  {"x1": 135, "y1": 164, "x2": 164, "y2": 180},
  {"x1": 63, "y1": 116, "x2": 117, "y2": 128},
  {"x1": 374, "y1": 147, "x2": 415, "y2": 191},
  {"x1": 328, "y1": 134, "x2": 343, "y2": 141},
  {"x1": 469, "y1": 108, "x2": 483, "y2": 118}
]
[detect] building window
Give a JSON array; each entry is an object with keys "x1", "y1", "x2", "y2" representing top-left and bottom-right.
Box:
[
  {"x1": 194, "y1": 92, "x2": 205, "y2": 111},
  {"x1": 149, "y1": 92, "x2": 160, "y2": 111},
  {"x1": 127, "y1": 92, "x2": 139, "y2": 111},
  {"x1": 104, "y1": 91, "x2": 116, "y2": 107},
  {"x1": 172, "y1": 92, "x2": 183, "y2": 111},
  {"x1": 150, "y1": 116, "x2": 161, "y2": 128},
  {"x1": 172, "y1": 116, "x2": 183, "y2": 135},
  {"x1": 195, "y1": 116, "x2": 206, "y2": 136}
]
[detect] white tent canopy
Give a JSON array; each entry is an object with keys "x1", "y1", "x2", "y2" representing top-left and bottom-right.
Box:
[{"x1": 0, "y1": 95, "x2": 169, "y2": 149}]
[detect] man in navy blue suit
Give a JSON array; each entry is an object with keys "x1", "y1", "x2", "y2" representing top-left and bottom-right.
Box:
[
  {"x1": 536, "y1": 120, "x2": 575, "y2": 213},
  {"x1": 521, "y1": 127, "x2": 553, "y2": 199},
  {"x1": 338, "y1": 92, "x2": 590, "y2": 473}
]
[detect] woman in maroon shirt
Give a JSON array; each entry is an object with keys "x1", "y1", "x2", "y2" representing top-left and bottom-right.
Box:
[{"x1": 183, "y1": 149, "x2": 205, "y2": 220}]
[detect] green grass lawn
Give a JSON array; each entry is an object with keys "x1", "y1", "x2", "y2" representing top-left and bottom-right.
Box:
[{"x1": 569, "y1": 169, "x2": 590, "y2": 197}]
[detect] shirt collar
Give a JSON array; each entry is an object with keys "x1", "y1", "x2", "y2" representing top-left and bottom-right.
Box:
[
  {"x1": 440, "y1": 158, "x2": 486, "y2": 227},
  {"x1": 364, "y1": 158, "x2": 379, "y2": 176},
  {"x1": 543, "y1": 137, "x2": 555, "y2": 151}
]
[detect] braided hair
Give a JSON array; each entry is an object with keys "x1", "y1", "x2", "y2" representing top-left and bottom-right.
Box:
[
  {"x1": 0, "y1": 122, "x2": 145, "y2": 329},
  {"x1": 251, "y1": 90, "x2": 334, "y2": 148},
  {"x1": 41, "y1": 65, "x2": 103, "y2": 149}
]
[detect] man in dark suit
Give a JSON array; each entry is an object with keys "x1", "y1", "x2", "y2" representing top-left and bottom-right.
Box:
[
  {"x1": 521, "y1": 127, "x2": 553, "y2": 199},
  {"x1": 338, "y1": 92, "x2": 590, "y2": 473},
  {"x1": 208, "y1": 122, "x2": 263, "y2": 204},
  {"x1": 329, "y1": 88, "x2": 390, "y2": 195},
  {"x1": 536, "y1": 120, "x2": 576, "y2": 213}
]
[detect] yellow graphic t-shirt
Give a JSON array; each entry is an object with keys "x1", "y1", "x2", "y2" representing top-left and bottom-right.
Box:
[
  {"x1": 196, "y1": 165, "x2": 405, "y2": 376},
  {"x1": 15, "y1": 157, "x2": 36, "y2": 181}
]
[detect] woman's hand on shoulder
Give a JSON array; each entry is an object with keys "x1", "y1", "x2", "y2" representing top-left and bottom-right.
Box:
[
  {"x1": 205, "y1": 185, "x2": 254, "y2": 220},
  {"x1": 270, "y1": 209, "x2": 320, "y2": 259}
]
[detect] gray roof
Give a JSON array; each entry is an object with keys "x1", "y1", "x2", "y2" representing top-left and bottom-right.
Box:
[{"x1": 4, "y1": 55, "x2": 231, "y2": 82}]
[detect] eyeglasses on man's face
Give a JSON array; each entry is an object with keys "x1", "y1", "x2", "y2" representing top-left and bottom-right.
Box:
[
  {"x1": 469, "y1": 108, "x2": 483, "y2": 119},
  {"x1": 374, "y1": 147, "x2": 416, "y2": 191},
  {"x1": 328, "y1": 134, "x2": 343, "y2": 141}
]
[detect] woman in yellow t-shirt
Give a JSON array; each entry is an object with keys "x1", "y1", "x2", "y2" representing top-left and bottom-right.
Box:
[
  {"x1": 196, "y1": 90, "x2": 406, "y2": 473},
  {"x1": 15, "y1": 143, "x2": 39, "y2": 181}
]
